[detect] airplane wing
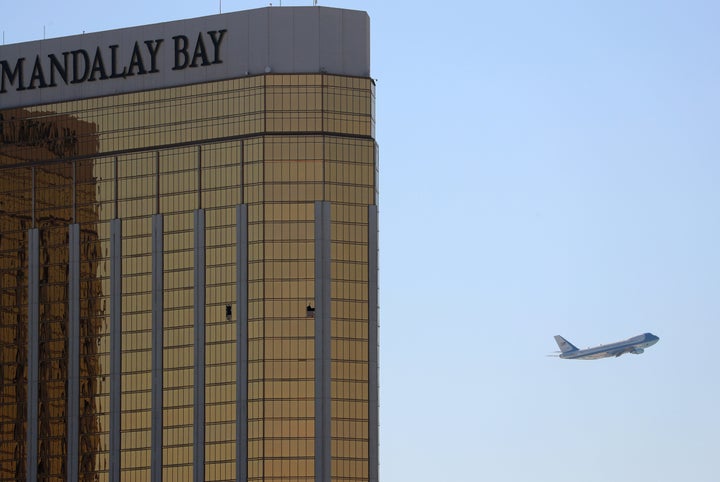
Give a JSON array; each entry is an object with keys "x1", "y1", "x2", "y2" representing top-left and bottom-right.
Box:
[{"x1": 609, "y1": 346, "x2": 644, "y2": 357}]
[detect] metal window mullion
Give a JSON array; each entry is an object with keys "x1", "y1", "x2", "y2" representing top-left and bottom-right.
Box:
[
  {"x1": 236, "y1": 204, "x2": 248, "y2": 482},
  {"x1": 68, "y1": 224, "x2": 80, "y2": 482},
  {"x1": 194, "y1": 209, "x2": 206, "y2": 482},
  {"x1": 368, "y1": 205, "x2": 379, "y2": 482},
  {"x1": 26, "y1": 228, "x2": 39, "y2": 482},
  {"x1": 314, "y1": 201, "x2": 331, "y2": 482},
  {"x1": 109, "y1": 219, "x2": 122, "y2": 482},
  {"x1": 151, "y1": 214, "x2": 164, "y2": 481}
]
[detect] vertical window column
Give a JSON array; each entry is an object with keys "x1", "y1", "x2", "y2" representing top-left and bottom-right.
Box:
[
  {"x1": 368, "y1": 205, "x2": 379, "y2": 482},
  {"x1": 314, "y1": 201, "x2": 331, "y2": 482},
  {"x1": 27, "y1": 228, "x2": 39, "y2": 482},
  {"x1": 67, "y1": 224, "x2": 80, "y2": 482},
  {"x1": 194, "y1": 209, "x2": 206, "y2": 482},
  {"x1": 236, "y1": 204, "x2": 248, "y2": 482},
  {"x1": 151, "y1": 214, "x2": 164, "y2": 481},
  {"x1": 109, "y1": 218, "x2": 122, "y2": 482}
]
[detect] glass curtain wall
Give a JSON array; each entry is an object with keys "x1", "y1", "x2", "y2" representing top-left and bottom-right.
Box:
[{"x1": 0, "y1": 73, "x2": 376, "y2": 482}]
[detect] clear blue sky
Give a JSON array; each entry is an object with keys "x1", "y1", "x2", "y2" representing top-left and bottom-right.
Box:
[{"x1": 4, "y1": 1, "x2": 720, "y2": 480}]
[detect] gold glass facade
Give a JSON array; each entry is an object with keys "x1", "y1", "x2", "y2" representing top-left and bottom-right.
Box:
[{"x1": 0, "y1": 73, "x2": 377, "y2": 481}]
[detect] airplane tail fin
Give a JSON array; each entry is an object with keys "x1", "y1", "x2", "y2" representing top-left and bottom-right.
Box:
[{"x1": 554, "y1": 335, "x2": 578, "y2": 354}]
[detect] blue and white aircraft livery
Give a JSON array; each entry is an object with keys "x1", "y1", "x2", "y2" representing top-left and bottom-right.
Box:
[{"x1": 554, "y1": 333, "x2": 659, "y2": 360}]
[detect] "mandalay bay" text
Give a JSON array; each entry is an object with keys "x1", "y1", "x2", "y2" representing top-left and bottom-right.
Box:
[{"x1": 0, "y1": 30, "x2": 227, "y2": 95}]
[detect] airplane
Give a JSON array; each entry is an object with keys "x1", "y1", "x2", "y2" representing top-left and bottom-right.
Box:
[{"x1": 553, "y1": 333, "x2": 659, "y2": 360}]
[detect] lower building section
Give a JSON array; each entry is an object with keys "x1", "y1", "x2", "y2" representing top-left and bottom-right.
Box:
[{"x1": 0, "y1": 134, "x2": 378, "y2": 481}]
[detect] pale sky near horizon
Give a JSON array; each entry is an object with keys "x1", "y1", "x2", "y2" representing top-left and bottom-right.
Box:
[{"x1": 3, "y1": 1, "x2": 720, "y2": 481}]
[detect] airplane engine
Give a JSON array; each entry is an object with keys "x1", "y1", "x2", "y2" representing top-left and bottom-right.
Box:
[{"x1": 631, "y1": 347, "x2": 644, "y2": 355}]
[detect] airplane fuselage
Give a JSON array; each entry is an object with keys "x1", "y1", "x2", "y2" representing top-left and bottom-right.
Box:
[{"x1": 556, "y1": 333, "x2": 659, "y2": 360}]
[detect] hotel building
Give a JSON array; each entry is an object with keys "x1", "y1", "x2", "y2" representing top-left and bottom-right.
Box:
[{"x1": 0, "y1": 7, "x2": 378, "y2": 481}]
